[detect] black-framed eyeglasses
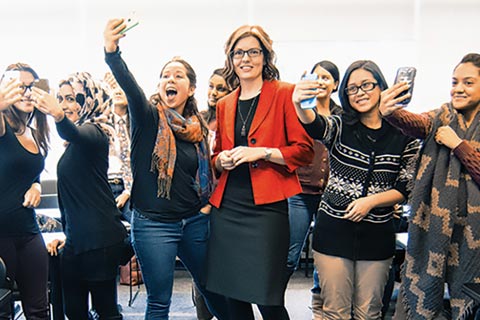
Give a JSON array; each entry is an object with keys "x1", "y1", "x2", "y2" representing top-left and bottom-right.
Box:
[
  {"x1": 344, "y1": 82, "x2": 378, "y2": 95},
  {"x1": 19, "y1": 83, "x2": 34, "y2": 93},
  {"x1": 230, "y1": 48, "x2": 263, "y2": 60}
]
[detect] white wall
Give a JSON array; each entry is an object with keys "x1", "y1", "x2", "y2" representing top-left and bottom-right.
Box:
[{"x1": 1, "y1": 0, "x2": 478, "y2": 177}]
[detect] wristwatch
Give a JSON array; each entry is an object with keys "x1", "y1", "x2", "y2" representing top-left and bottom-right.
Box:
[{"x1": 264, "y1": 148, "x2": 272, "y2": 161}]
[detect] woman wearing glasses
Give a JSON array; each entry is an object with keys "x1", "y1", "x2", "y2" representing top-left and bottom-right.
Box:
[
  {"x1": 293, "y1": 60, "x2": 421, "y2": 319},
  {"x1": 0, "y1": 63, "x2": 50, "y2": 319},
  {"x1": 33, "y1": 72, "x2": 127, "y2": 320},
  {"x1": 206, "y1": 25, "x2": 314, "y2": 320}
]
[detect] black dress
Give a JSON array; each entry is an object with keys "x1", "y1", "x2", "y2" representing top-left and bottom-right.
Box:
[{"x1": 206, "y1": 96, "x2": 289, "y2": 306}]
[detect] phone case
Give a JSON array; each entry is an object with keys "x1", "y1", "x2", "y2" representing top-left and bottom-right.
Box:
[
  {"x1": 120, "y1": 12, "x2": 140, "y2": 34},
  {"x1": 394, "y1": 67, "x2": 416, "y2": 105},
  {"x1": 300, "y1": 73, "x2": 318, "y2": 109}
]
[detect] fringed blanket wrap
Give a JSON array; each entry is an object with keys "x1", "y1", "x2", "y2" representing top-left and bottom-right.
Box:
[{"x1": 401, "y1": 103, "x2": 480, "y2": 319}]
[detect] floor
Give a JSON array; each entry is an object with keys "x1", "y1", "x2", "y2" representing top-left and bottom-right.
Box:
[
  {"x1": 15, "y1": 267, "x2": 398, "y2": 319},
  {"x1": 116, "y1": 269, "x2": 398, "y2": 320}
]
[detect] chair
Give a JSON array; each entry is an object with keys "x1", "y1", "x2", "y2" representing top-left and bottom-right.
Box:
[{"x1": 0, "y1": 257, "x2": 12, "y2": 311}]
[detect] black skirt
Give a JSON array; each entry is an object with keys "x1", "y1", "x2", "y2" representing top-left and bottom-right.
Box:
[{"x1": 206, "y1": 164, "x2": 289, "y2": 306}]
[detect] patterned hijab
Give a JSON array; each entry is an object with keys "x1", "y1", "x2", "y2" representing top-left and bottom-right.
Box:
[
  {"x1": 61, "y1": 72, "x2": 114, "y2": 137},
  {"x1": 401, "y1": 103, "x2": 480, "y2": 319}
]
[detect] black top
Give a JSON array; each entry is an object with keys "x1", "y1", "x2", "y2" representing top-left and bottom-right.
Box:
[
  {"x1": 56, "y1": 118, "x2": 127, "y2": 254},
  {"x1": 303, "y1": 114, "x2": 420, "y2": 260},
  {"x1": 105, "y1": 49, "x2": 201, "y2": 222},
  {"x1": 0, "y1": 122, "x2": 44, "y2": 236}
]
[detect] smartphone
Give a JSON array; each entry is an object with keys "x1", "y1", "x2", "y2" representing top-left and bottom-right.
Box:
[
  {"x1": 300, "y1": 73, "x2": 318, "y2": 109},
  {"x1": 3, "y1": 70, "x2": 20, "y2": 80},
  {"x1": 33, "y1": 79, "x2": 50, "y2": 92},
  {"x1": 394, "y1": 67, "x2": 416, "y2": 105},
  {"x1": 120, "y1": 12, "x2": 140, "y2": 34}
]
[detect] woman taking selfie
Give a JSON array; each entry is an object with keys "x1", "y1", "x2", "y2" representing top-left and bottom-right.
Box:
[
  {"x1": 34, "y1": 72, "x2": 127, "y2": 320},
  {"x1": 0, "y1": 63, "x2": 50, "y2": 319},
  {"x1": 293, "y1": 60, "x2": 420, "y2": 319},
  {"x1": 103, "y1": 18, "x2": 228, "y2": 319}
]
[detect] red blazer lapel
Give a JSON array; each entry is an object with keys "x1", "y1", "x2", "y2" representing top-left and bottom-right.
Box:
[
  {"x1": 223, "y1": 88, "x2": 241, "y2": 147},
  {"x1": 249, "y1": 81, "x2": 276, "y2": 137}
]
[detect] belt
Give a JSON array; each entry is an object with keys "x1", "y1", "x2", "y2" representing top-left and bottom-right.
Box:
[{"x1": 108, "y1": 178, "x2": 123, "y2": 185}]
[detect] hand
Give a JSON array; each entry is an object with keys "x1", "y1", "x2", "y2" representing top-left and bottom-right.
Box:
[
  {"x1": 47, "y1": 239, "x2": 65, "y2": 256},
  {"x1": 229, "y1": 146, "x2": 265, "y2": 166},
  {"x1": 216, "y1": 150, "x2": 235, "y2": 171},
  {"x1": 343, "y1": 197, "x2": 374, "y2": 222},
  {"x1": 0, "y1": 78, "x2": 23, "y2": 111},
  {"x1": 435, "y1": 125, "x2": 462, "y2": 149},
  {"x1": 379, "y1": 82, "x2": 411, "y2": 116},
  {"x1": 23, "y1": 183, "x2": 41, "y2": 208},
  {"x1": 104, "y1": 72, "x2": 119, "y2": 90},
  {"x1": 31, "y1": 87, "x2": 64, "y2": 122},
  {"x1": 104, "y1": 19, "x2": 126, "y2": 53},
  {"x1": 200, "y1": 204, "x2": 212, "y2": 214},
  {"x1": 115, "y1": 192, "x2": 130, "y2": 209},
  {"x1": 292, "y1": 74, "x2": 320, "y2": 107}
]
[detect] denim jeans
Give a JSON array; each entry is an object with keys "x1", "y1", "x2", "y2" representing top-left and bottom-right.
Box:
[
  {"x1": 110, "y1": 182, "x2": 132, "y2": 223},
  {"x1": 287, "y1": 193, "x2": 321, "y2": 276},
  {"x1": 131, "y1": 209, "x2": 227, "y2": 320}
]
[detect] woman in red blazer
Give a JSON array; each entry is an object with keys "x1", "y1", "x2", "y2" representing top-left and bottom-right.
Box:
[{"x1": 206, "y1": 25, "x2": 313, "y2": 320}]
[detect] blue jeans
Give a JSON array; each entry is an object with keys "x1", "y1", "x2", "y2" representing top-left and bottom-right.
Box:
[
  {"x1": 110, "y1": 182, "x2": 132, "y2": 223},
  {"x1": 131, "y1": 209, "x2": 227, "y2": 320},
  {"x1": 287, "y1": 193, "x2": 320, "y2": 274},
  {"x1": 287, "y1": 193, "x2": 321, "y2": 291}
]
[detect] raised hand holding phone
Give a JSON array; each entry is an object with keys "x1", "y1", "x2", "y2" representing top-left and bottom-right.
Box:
[
  {"x1": 120, "y1": 12, "x2": 140, "y2": 34},
  {"x1": 300, "y1": 73, "x2": 318, "y2": 109},
  {"x1": 394, "y1": 67, "x2": 416, "y2": 105}
]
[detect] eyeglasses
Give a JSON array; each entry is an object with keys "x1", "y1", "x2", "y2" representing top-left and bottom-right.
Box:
[
  {"x1": 230, "y1": 48, "x2": 263, "y2": 60},
  {"x1": 344, "y1": 82, "x2": 378, "y2": 95}
]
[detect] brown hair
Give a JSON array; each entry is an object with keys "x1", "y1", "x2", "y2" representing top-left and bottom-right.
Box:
[
  {"x1": 223, "y1": 25, "x2": 280, "y2": 90},
  {"x1": 150, "y1": 57, "x2": 209, "y2": 138},
  {"x1": 2, "y1": 63, "x2": 49, "y2": 155}
]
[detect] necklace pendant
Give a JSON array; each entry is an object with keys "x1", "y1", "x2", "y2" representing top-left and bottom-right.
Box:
[{"x1": 241, "y1": 125, "x2": 246, "y2": 137}]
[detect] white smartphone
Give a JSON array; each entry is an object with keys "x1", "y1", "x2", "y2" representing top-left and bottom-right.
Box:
[
  {"x1": 120, "y1": 12, "x2": 140, "y2": 34},
  {"x1": 3, "y1": 70, "x2": 20, "y2": 80}
]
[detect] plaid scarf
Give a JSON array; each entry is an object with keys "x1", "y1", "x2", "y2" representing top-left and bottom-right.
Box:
[
  {"x1": 151, "y1": 105, "x2": 213, "y2": 204},
  {"x1": 401, "y1": 103, "x2": 480, "y2": 320}
]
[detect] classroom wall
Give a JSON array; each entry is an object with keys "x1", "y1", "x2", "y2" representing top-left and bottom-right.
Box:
[{"x1": 1, "y1": 0, "x2": 478, "y2": 177}]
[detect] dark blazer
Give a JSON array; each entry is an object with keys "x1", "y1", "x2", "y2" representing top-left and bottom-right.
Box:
[{"x1": 210, "y1": 80, "x2": 314, "y2": 206}]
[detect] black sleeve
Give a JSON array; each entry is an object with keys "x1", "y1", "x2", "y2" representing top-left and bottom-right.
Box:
[
  {"x1": 301, "y1": 113, "x2": 328, "y2": 140},
  {"x1": 55, "y1": 118, "x2": 102, "y2": 147},
  {"x1": 104, "y1": 48, "x2": 151, "y2": 125}
]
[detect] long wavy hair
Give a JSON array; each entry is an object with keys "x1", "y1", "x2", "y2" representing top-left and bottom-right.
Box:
[
  {"x1": 223, "y1": 25, "x2": 280, "y2": 90},
  {"x1": 150, "y1": 57, "x2": 209, "y2": 139},
  {"x1": 1, "y1": 63, "x2": 49, "y2": 155},
  {"x1": 338, "y1": 60, "x2": 388, "y2": 125}
]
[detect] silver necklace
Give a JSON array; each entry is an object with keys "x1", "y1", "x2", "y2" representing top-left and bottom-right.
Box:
[{"x1": 238, "y1": 94, "x2": 259, "y2": 137}]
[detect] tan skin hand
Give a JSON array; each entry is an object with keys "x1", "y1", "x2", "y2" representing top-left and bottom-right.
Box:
[
  {"x1": 435, "y1": 125, "x2": 462, "y2": 149},
  {"x1": 31, "y1": 87, "x2": 65, "y2": 122},
  {"x1": 379, "y1": 82, "x2": 411, "y2": 117},
  {"x1": 0, "y1": 78, "x2": 23, "y2": 111},
  {"x1": 115, "y1": 192, "x2": 130, "y2": 209},
  {"x1": 343, "y1": 197, "x2": 374, "y2": 222},
  {"x1": 23, "y1": 182, "x2": 41, "y2": 208},
  {"x1": 292, "y1": 75, "x2": 319, "y2": 124},
  {"x1": 104, "y1": 19, "x2": 127, "y2": 53},
  {"x1": 47, "y1": 239, "x2": 65, "y2": 256}
]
